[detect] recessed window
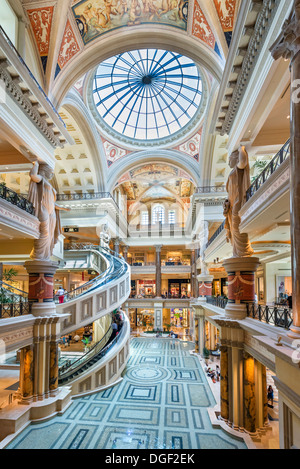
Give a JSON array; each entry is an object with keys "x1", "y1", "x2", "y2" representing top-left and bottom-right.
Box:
[
  {"x1": 153, "y1": 206, "x2": 165, "y2": 224},
  {"x1": 92, "y1": 49, "x2": 203, "y2": 142}
]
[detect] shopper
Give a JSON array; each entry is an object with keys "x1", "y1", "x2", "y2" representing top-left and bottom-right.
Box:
[
  {"x1": 57, "y1": 286, "x2": 65, "y2": 304},
  {"x1": 267, "y1": 385, "x2": 274, "y2": 408}
]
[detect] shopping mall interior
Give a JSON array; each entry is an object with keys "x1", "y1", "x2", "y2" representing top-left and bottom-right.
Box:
[{"x1": 0, "y1": 0, "x2": 299, "y2": 451}]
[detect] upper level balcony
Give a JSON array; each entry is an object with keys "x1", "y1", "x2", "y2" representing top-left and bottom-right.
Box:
[
  {"x1": 0, "y1": 183, "x2": 39, "y2": 242},
  {"x1": 0, "y1": 26, "x2": 72, "y2": 166},
  {"x1": 204, "y1": 140, "x2": 291, "y2": 263}
]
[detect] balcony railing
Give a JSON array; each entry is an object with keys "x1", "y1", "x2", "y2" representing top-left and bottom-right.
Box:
[
  {"x1": 0, "y1": 281, "x2": 31, "y2": 318},
  {"x1": 206, "y1": 296, "x2": 228, "y2": 309},
  {"x1": 246, "y1": 303, "x2": 293, "y2": 330},
  {"x1": 194, "y1": 185, "x2": 226, "y2": 194},
  {"x1": 246, "y1": 139, "x2": 290, "y2": 201},
  {"x1": 206, "y1": 220, "x2": 226, "y2": 248},
  {"x1": 0, "y1": 184, "x2": 34, "y2": 215},
  {"x1": 56, "y1": 192, "x2": 118, "y2": 207}
]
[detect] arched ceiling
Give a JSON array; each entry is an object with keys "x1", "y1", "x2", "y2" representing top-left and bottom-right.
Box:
[
  {"x1": 21, "y1": 0, "x2": 241, "y2": 105},
  {"x1": 115, "y1": 162, "x2": 195, "y2": 202}
]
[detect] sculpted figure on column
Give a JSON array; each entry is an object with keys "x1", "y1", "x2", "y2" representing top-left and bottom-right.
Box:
[
  {"x1": 28, "y1": 162, "x2": 66, "y2": 261},
  {"x1": 223, "y1": 146, "x2": 253, "y2": 258}
]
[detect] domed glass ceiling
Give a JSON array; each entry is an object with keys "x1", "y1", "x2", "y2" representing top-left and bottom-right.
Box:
[{"x1": 92, "y1": 49, "x2": 203, "y2": 142}]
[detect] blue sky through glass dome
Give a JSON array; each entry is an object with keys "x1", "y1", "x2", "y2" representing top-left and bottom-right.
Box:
[{"x1": 93, "y1": 49, "x2": 203, "y2": 141}]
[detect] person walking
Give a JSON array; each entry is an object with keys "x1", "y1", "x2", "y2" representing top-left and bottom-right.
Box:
[
  {"x1": 57, "y1": 286, "x2": 65, "y2": 304},
  {"x1": 267, "y1": 385, "x2": 274, "y2": 408}
]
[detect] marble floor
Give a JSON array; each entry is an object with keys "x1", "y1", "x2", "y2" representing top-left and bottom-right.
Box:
[{"x1": 4, "y1": 338, "x2": 247, "y2": 450}]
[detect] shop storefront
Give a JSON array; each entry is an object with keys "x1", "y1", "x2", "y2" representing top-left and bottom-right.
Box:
[{"x1": 167, "y1": 279, "x2": 191, "y2": 298}]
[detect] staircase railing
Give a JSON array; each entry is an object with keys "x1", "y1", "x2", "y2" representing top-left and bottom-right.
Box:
[
  {"x1": 54, "y1": 246, "x2": 128, "y2": 304},
  {"x1": 58, "y1": 322, "x2": 124, "y2": 384}
]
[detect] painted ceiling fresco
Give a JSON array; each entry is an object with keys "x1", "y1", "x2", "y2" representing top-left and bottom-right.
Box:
[
  {"x1": 115, "y1": 163, "x2": 195, "y2": 201},
  {"x1": 175, "y1": 129, "x2": 202, "y2": 161},
  {"x1": 213, "y1": 0, "x2": 237, "y2": 47},
  {"x1": 72, "y1": 0, "x2": 189, "y2": 45},
  {"x1": 24, "y1": 1, "x2": 239, "y2": 79},
  {"x1": 101, "y1": 137, "x2": 131, "y2": 167},
  {"x1": 26, "y1": 6, "x2": 54, "y2": 72}
]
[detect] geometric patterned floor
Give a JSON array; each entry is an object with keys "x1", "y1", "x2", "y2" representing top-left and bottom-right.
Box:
[{"x1": 6, "y1": 339, "x2": 247, "y2": 449}]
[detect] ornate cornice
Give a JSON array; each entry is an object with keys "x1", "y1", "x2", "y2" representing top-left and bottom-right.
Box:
[
  {"x1": 216, "y1": 0, "x2": 281, "y2": 135},
  {"x1": 0, "y1": 63, "x2": 62, "y2": 148}
]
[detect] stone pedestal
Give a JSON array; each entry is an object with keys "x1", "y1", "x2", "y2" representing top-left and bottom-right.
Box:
[
  {"x1": 25, "y1": 260, "x2": 58, "y2": 317},
  {"x1": 154, "y1": 303, "x2": 163, "y2": 331},
  {"x1": 223, "y1": 257, "x2": 260, "y2": 320},
  {"x1": 197, "y1": 274, "x2": 214, "y2": 299}
]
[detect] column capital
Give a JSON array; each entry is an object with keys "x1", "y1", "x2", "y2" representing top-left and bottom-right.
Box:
[
  {"x1": 270, "y1": 1, "x2": 300, "y2": 63},
  {"x1": 154, "y1": 244, "x2": 163, "y2": 252}
]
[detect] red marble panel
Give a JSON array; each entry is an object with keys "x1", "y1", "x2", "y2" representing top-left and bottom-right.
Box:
[
  {"x1": 58, "y1": 19, "x2": 80, "y2": 69},
  {"x1": 27, "y1": 6, "x2": 54, "y2": 56},
  {"x1": 192, "y1": 1, "x2": 215, "y2": 49},
  {"x1": 213, "y1": 0, "x2": 237, "y2": 32}
]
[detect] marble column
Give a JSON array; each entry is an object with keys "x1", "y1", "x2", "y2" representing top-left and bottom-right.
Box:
[
  {"x1": 49, "y1": 318, "x2": 60, "y2": 396},
  {"x1": 204, "y1": 320, "x2": 210, "y2": 351},
  {"x1": 243, "y1": 352, "x2": 256, "y2": 434},
  {"x1": 270, "y1": 0, "x2": 300, "y2": 338},
  {"x1": 114, "y1": 238, "x2": 120, "y2": 256},
  {"x1": 209, "y1": 323, "x2": 216, "y2": 351},
  {"x1": 194, "y1": 318, "x2": 199, "y2": 353},
  {"x1": 262, "y1": 365, "x2": 269, "y2": 427},
  {"x1": 123, "y1": 245, "x2": 129, "y2": 262},
  {"x1": 191, "y1": 249, "x2": 197, "y2": 298},
  {"x1": 154, "y1": 303, "x2": 163, "y2": 331},
  {"x1": 220, "y1": 344, "x2": 229, "y2": 422},
  {"x1": 155, "y1": 245, "x2": 162, "y2": 297},
  {"x1": 19, "y1": 345, "x2": 34, "y2": 403},
  {"x1": 223, "y1": 257, "x2": 260, "y2": 320}
]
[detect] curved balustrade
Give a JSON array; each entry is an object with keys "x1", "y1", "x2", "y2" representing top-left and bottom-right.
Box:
[
  {"x1": 0, "y1": 184, "x2": 34, "y2": 215},
  {"x1": 56, "y1": 246, "x2": 130, "y2": 336},
  {"x1": 55, "y1": 246, "x2": 127, "y2": 304},
  {"x1": 59, "y1": 323, "x2": 114, "y2": 384},
  {"x1": 246, "y1": 139, "x2": 290, "y2": 201}
]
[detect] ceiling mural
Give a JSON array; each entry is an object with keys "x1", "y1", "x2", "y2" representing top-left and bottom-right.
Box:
[
  {"x1": 213, "y1": 0, "x2": 237, "y2": 47},
  {"x1": 72, "y1": 0, "x2": 189, "y2": 45},
  {"x1": 174, "y1": 129, "x2": 202, "y2": 161},
  {"x1": 26, "y1": 6, "x2": 54, "y2": 72},
  {"x1": 115, "y1": 162, "x2": 194, "y2": 202},
  {"x1": 101, "y1": 137, "x2": 131, "y2": 167},
  {"x1": 55, "y1": 19, "x2": 81, "y2": 77},
  {"x1": 192, "y1": 1, "x2": 221, "y2": 57}
]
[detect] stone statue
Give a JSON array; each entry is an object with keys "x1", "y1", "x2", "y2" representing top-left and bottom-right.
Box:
[
  {"x1": 28, "y1": 162, "x2": 68, "y2": 261},
  {"x1": 223, "y1": 146, "x2": 254, "y2": 258},
  {"x1": 100, "y1": 223, "x2": 111, "y2": 249}
]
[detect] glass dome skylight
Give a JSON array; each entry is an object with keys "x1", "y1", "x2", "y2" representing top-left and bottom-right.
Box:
[{"x1": 92, "y1": 49, "x2": 203, "y2": 142}]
